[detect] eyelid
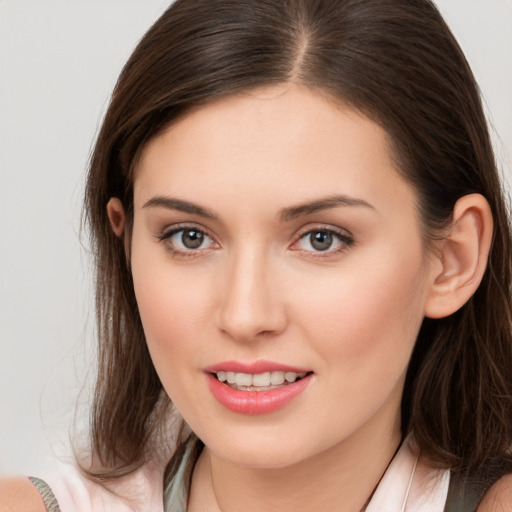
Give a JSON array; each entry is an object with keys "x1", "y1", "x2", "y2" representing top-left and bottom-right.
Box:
[
  {"x1": 154, "y1": 222, "x2": 353, "y2": 259},
  {"x1": 157, "y1": 221, "x2": 214, "y2": 240},
  {"x1": 156, "y1": 222, "x2": 220, "y2": 258},
  {"x1": 290, "y1": 224, "x2": 354, "y2": 256}
]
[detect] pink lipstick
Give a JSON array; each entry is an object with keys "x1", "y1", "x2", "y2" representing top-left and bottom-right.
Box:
[{"x1": 204, "y1": 361, "x2": 313, "y2": 415}]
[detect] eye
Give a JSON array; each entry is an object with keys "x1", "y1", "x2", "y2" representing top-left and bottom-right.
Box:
[
  {"x1": 173, "y1": 228, "x2": 208, "y2": 249},
  {"x1": 293, "y1": 228, "x2": 353, "y2": 255},
  {"x1": 158, "y1": 226, "x2": 217, "y2": 256}
]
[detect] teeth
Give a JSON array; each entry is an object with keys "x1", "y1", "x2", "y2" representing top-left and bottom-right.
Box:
[
  {"x1": 285, "y1": 371, "x2": 298, "y2": 382},
  {"x1": 270, "y1": 371, "x2": 285, "y2": 385},
  {"x1": 252, "y1": 372, "x2": 271, "y2": 386},
  {"x1": 236, "y1": 373, "x2": 253, "y2": 386},
  {"x1": 215, "y1": 370, "x2": 307, "y2": 388}
]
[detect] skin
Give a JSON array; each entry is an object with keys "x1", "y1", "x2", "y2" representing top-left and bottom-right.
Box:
[
  {"x1": 0, "y1": 84, "x2": 502, "y2": 511},
  {"x1": 127, "y1": 84, "x2": 439, "y2": 511},
  {"x1": 0, "y1": 478, "x2": 46, "y2": 512},
  {"x1": 107, "y1": 83, "x2": 495, "y2": 511}
]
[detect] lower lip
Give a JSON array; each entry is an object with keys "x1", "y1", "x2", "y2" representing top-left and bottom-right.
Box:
[{"x1": 206, "y1": 373, "x2": 312, "y2": 415}]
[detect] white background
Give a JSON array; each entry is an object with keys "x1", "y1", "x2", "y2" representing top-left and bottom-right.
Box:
[{"x1": 1, "y1": 0, "x2": 511, "y2": 475}]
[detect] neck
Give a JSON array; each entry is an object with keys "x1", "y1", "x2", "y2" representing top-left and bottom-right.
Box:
[{"x1": 189, "y1": 415, "x2": 402, "y2": 512}]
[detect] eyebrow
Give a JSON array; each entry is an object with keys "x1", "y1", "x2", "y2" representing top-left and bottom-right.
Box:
[
  {"x1": 142, "y1": 196, "x2": 219, "y2": 220},
  {"x1": 142, "y1": 194, "x2": 374, "y2": 222},
  {"x1": 279, "y1": 195, "x2": 375, "y2": 221}
]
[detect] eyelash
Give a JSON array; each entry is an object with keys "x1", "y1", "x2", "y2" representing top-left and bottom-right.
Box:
[
  {"x1": 156, "y1": 224, "x2": 354, "y2": 259},
  {"x1": 157, "y1": 224, "x2": 218, "y2": 259},
  {"x1": 291, "y1": 226, "x2": 355, "y2": 258}
]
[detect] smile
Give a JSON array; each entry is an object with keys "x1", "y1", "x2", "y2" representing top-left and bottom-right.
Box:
[
  {"x1": 215, "y1": 371, "x2": 308, "y2": 390},
  {"x1": 205, "y1": 362, "x2": 313, "y2": 414}
]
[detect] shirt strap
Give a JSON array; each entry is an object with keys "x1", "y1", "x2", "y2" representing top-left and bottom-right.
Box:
[
  {"x1": 163, "y1": 435, "x2": 204, "y2": 512},
  {"x1": 444, "y1": 458, "x2": 512, "y2": 512},
  {"x1": 28, "y1": 476, "x2": 62, "y2": 512}
]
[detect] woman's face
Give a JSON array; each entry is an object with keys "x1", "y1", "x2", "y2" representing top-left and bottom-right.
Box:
[{"x1": 130, "y1": 84, "x2": 436, "y2": 468}]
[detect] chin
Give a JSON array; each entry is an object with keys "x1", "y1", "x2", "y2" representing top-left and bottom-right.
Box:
[
  {"x1": 197, "y1": 420, "x2": 351, "y2": 471},
  {"x1": 217, "y1": 445, "x2": 308, "y2": 469},
  {"x1": 196, "y1": 425, "x2": 306, "y2": 468}
]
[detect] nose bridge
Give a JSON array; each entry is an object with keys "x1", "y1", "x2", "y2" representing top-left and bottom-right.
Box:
[{"x1": 217, "y1": 243, "x2": 285, "y2": 341}]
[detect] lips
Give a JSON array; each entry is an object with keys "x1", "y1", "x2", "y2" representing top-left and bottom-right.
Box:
[
  {"x1": 216, "y1": 370, "x2": 308, "y2": 389},
  {"x1": 204, "y1": 360, "x2": 313, "y2": 414},
  {"x1": 205, "y1": 360, "x2": 311, "y2": 374}
]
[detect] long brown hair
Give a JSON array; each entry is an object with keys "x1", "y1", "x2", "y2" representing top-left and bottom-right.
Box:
[{"x1": 83, "y1": 0, "x2": 512, "y2": 478}]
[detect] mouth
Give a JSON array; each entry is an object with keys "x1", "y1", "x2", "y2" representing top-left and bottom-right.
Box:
[
  {"x1": 213, "y1": 370, "x2": 311, "y2": 391},
  {"x1": 205, "y1": 362, "x2": 314, "y2": 414}
]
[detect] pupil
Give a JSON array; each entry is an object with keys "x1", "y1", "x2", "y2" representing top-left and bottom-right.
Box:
[
  {"x1": 311, "y1": 231, "x2": 332, "y2": 251},
  {"x1": 182, "y1": 230, "x2": 203, "y2": 249}
]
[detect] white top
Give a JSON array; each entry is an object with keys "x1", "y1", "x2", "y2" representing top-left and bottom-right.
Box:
[
  {"x1": 38, "y1": 436, "x2": 450, "y2": 511},
  {"x1": 367, "y1": 437, "x2": 450, "y2": 511},
  {"x1": 43, "y1": 459, "x2": 166, "y2": 512}
]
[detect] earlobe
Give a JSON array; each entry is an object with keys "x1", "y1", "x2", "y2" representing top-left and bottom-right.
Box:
[
  {"x1": 424, "y1": 194, "x2": 493, "y2": 319},
  {"x1": 106, "y1": 197, "x2": 126, "y2": 237}
]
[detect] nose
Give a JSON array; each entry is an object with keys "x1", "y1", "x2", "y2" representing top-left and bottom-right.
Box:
[{"x1": 216, "y1": 247, "x2": 288, "y2": 343}]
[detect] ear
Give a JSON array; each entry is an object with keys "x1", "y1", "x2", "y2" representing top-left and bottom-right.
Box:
[
  {"x1": 106, "y1": 197, "x2": 126, "y2": 237},
  {"x1": 424, "y1": 194, "x2": 493, "y2": 319}
]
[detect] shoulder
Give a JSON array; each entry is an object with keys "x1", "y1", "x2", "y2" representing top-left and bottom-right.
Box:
[
  {"x1": 48, "y1": 458, "x2": 166, "y2": 512},
  {"x1": 0, "y1": 477, "x2": 47, "y2": 512},
  {"x1": 477, "y1": 473, "x2": 512, "y2": 512}
]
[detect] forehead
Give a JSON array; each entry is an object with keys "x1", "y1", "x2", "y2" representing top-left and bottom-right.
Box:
[{"x1": 133, "y1": 84, "x2": 415, "y2": 218}]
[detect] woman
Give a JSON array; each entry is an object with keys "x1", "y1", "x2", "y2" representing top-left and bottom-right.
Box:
[{"x1": 2, "y1": 0, "x2": 511, "y2": 510}]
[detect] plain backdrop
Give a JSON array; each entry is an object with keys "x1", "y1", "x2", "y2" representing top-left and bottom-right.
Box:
[{"x1": 1, "y1": 0, "x2": 511, "y2": 475}]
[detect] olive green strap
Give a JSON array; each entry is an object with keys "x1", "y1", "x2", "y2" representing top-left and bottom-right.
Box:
[
  {"x1": 164, "y1": 435, "x2": 204, "y2": 512},
  {"x1": 444, "y1": 459, "x2": 512, "y2": 512},
  {"x1": 443, "y1": 471, "x2": 483, "y2": 512}
]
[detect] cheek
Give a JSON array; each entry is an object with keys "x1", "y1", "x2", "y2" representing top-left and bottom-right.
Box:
[
  {"x1": 293, "y1": 249, "x2": 428, "y2": 379},
  {"x1": 135, "y1": 275, "x2": 208, "y2": 343},
  {"x1": 132, "y1": 262, "x2": 217, "y2": 417},
  {"x1": 130, "y1": 241, "x2": 215, "y2": 376}
]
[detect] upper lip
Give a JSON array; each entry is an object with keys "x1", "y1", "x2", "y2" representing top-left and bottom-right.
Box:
[{"x1": 204, "y1": 360, "x2": 312, "y2": 374}]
